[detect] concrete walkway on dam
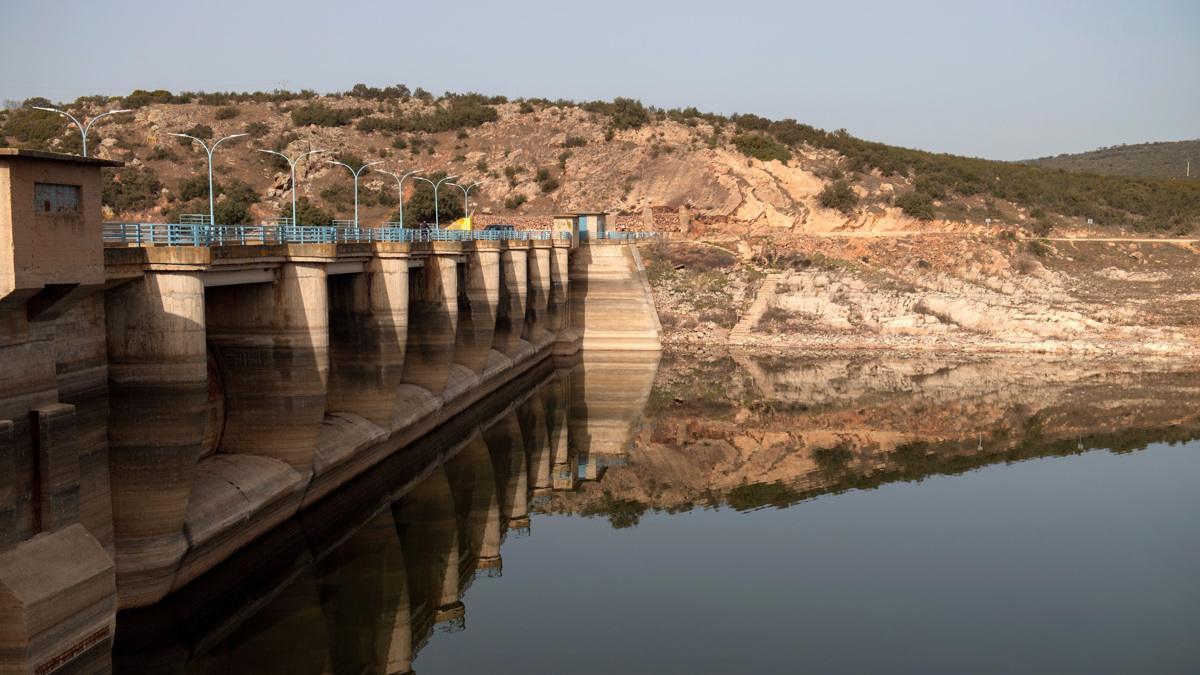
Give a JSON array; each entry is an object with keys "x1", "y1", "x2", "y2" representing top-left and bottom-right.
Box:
[{"x1": 0, "y1": 149, "x2": 661, "y2": 674}]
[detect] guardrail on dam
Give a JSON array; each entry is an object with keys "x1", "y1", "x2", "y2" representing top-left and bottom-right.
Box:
[{"x1": 0, "y1": 149, "x2": 661, "y2": 674}]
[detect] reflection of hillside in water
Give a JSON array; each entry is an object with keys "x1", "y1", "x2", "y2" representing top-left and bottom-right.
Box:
[
  {"x1": 110, "y1": 350, "x2": 1198, "y2": 672},
  {"x1": 542, "y1": 352, "x2": 1200, "y2": 523}
]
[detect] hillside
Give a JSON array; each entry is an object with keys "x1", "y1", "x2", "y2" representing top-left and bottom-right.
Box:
[
  {"x1": 2, "y1": 86, "x2": 1199, "y2": 237},
  {"x1": 1025, "y1": 139, "x2": 1200, "y2": 180}
]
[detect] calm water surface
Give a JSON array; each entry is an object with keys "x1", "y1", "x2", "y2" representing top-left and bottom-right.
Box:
[{"x1": 114, "y1": 352, "x2": 1200, "y2": 674}]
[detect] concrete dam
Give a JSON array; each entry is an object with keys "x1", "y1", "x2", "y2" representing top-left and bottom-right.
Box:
[{"x1": 0, "y1": 149, "x2": 661, "y2": 673}]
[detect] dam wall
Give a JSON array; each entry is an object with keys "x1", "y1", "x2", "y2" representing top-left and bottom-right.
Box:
[
  {"x1": 0, "y1": 150, "x2": 659, "y2": 674},
  {"x1": 568, "y1": 240, "x2": 662, "y2": 351}
]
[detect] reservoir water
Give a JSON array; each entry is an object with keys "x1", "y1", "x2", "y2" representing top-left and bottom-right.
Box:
[{"x1": 113, "y1": 351, "x2": 1200, "y2": 674}]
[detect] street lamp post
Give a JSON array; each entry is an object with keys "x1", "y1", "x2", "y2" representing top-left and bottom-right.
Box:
[
  {"x1": 257, "y1": 148, "x2": 326, "y2": 226},
  {"x1": 375, "y1": 169, "x2": 423, "y2": 228},
  {"x1": 448, "y1": 181, "x2": 482, "y2": 223},
  {"x1": 413, "y1": 175, "x2": 459, "y2": 228},
  {"x1": 168, "y1": 132, "x2": 248, "y2": 226},
  {"x1": 33, "y1": 106, "x2": 132, "y2": 157},
  {"x1": 328, "y1": 160, "x2": 385, "y2": 227}
]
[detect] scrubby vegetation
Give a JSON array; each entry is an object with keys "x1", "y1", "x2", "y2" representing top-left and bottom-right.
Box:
[
  {"x1": 1025, "y1": 139, "x2": 1200, "y2": 180},
  {"x1": 291, "y1": 103, "x2": 364, "y2": 127},
  {"x1": 398, "y1": 171, "x2": 464, "y2": 224},
  {"x1": 817, "y1": 180, "x2": 859, "y2": 214},
  {"x1": 356, "y1": 94, "x2": 498, "y2": 134},
  {"x1": 175, "y1": 123, "x2": 213, "y2": 144},
  {"x1": 724, "y1": 112, "x2": 1200, "y2": 232},
  {"x1": 4, "y1": 86, "x2": 1197, "y2": 233},
  {"x1": 291, "y1": 197, "x2": 333, "y2": 226},
  {"x1": 895, "y1": 191, "x2": 935, "y2": 220},
  {"x1": 733, "y1": 133, "x2": 791, "y2": 163},
  {"x1": 102, "y1": 167, "x2": 162, "y2": 213},
  {"x1": 2, "y1": 107, "x2": 66, "y2": 148}
]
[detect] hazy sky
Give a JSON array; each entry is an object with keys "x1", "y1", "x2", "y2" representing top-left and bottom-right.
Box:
[{"x1": 1, "y1": 0, "x2": 1196, "y2": 160}]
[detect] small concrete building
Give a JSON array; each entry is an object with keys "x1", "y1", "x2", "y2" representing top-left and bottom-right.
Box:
[
  {"x1": 0, "y1": 149, "x2": 121, "y2": 674},
  {"x1": 576, "y1": 212, "x2": 607, "y2": 241},
  {"x1": 553, "y1": 212, "x2": 609, "y2": 243}
]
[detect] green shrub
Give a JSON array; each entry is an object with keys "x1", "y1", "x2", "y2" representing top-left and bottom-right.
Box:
[
  {"x1": 214, "y1": 106, "x2": 239, "y2": 120},
  {"x1": 244, "y1": 121, "x2": 270, "y2": 138},
  {"x1": 177, "y1": 175, "x2": 213, "y2": 201},
  {"x1": 102, "y1": 166, "x2": 162, "y2": 213},
  {"x1": 332, "y1": 151, "x2": 365, "y2": 169},
  {"x1": 558, "y1": 150, "x2": 573, "y2": 169},
  {"x1": 122, "y1": 89, "x2": 190, "y2": 108},
  {"x1": 609, "y1": 97, "x2": 650, "y2": 130},
  {"x1": 391, "y1": 136, "x2": 408, "y2": 149},
  {"x1": 319, "y1": 184, "x2": 355, "y2": 210},
  {"x1": 818, "y1": 180, "x2": 859, "y2": 214},
  {"x1": 292, "y1": 197, "x2": 333, "y2": 226},
  {"x1": 214, "y1": 198, "x2": 252, "y2": 224},
  {"x1": 539, "y1": 176, "x2": 560, "y2": 193},
  {"x1": 518, "y1": 100, "x2": 535, "y2": 114},
  {"x1": 175, "y1": 123, "x2": 213, "y2": 145},
  {"x1": 3, "y1": 108, "x2": 68, "y2": 149},
  {"x1": 896, "y1": 191, "x2": 936, "y2": 220},
  {"x1": 399, "y1": 172, "x2": 464, "y2": 224},
  {"x1": 343, "y1": 83, "x2": 411, "y2": 101},
  {"x1": 733, "y1": 133, "x2": 791, "y2": 162},
  {"x1": 403, "y1": 96, "x2": 498, "y2": 132},
  {"x1": 290, "y1": 103, "x2": 362, "y2": 127},
  {"x1": 562, "y1": 135, "x2": 587, "y2": 148},
  {"x1": 504, "y1": 194, "x2": 527, "y2": 210}
]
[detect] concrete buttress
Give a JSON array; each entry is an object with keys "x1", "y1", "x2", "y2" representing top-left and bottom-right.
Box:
[
  {"x1": 326, "y1": 253, "x2": 410, "y2": 426},
  {"x1": 492, "y1": 246, "x2": 528, "y2": 358},
  {"x1": 401, "y1": 249, "x2": 459, "y2": 398},
  {"x1": 205, "y1": 261, "x2": 330, "y2": 476},
  {"x1": 105, "y1": 270, "x2": 208, "y2": 608}
]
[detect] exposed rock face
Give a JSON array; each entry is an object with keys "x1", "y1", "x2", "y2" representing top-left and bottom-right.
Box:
[{"x1": 646, "y1": 235, "x2": 1200, "y2": 356}]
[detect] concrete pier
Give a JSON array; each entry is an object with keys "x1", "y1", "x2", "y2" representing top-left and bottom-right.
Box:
[
  {"x1": 326, "y1": 246, "x2": 410, "y2": 426},
  {"x1": 454, "y1": 243, "x2": 500, "y2": 375},
  {"x1": 492, "y1": 245, "x2": 528, "y2": 358},
  {"x1": 206, "y1": 259, "x2": 330, "y2": 474},
  {"x1": 106, "y1": 271, "x2": 210, "y2": 607},
  {"x1": 524, "y1": 241, "x2": 553, "y2": 348},
  {"x1": 401, "y1": 244, "x2": 460, "y2": 397}
]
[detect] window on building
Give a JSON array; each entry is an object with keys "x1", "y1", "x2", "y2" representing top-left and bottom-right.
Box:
[{"x1": 34, "y1": 183, "x2": 81, "y2": 215}]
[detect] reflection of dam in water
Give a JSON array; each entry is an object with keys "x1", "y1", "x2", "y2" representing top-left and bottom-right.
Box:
[
  {"x1": 111, "y1": 352, "x2": 662, "y2": 673},
  {"x1": 107, "y1": 350, "x2": 1200, "y2": 673}
]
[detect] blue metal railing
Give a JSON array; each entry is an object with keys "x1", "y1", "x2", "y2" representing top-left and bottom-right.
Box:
[
  {"x1": 102, "y1": 222, "x2": 564, "y2": 246},
  {"x1": 595, "y1": 231, "x2": 658, "y2": 241}
]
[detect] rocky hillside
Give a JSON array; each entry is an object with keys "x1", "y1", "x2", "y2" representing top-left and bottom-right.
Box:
[
  {"x1": 1025, "y1": 139, "x2": 1200, "y2": 180},
  {"x1": 2, "y1": 87, "x2": 1198, "y2": 236},
  {"x1": 642, "y1": 235, "x2": 1200, "y2": 356}
]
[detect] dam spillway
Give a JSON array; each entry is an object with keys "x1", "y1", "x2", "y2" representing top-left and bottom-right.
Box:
[{"x1": 0, "y1": 149, "x2": 661, "y2": 673}]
